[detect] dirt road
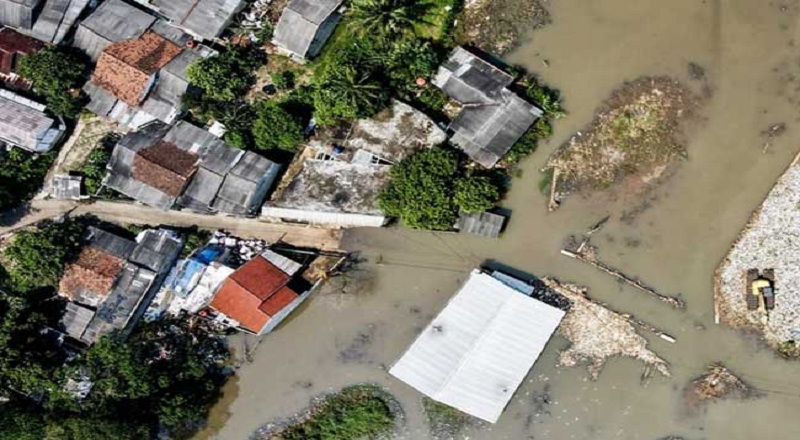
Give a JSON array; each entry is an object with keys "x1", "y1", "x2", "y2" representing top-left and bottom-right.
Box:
[{"x1": 0, "y1": 199, "x2": 342, "y2": 250}]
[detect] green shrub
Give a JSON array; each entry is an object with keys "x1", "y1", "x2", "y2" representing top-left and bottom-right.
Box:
[
  {"x1": 187, "y1": 46, "x2": 261, "y2": 102},
  {"x1": 271, "y1": 70, "x2": 296, "y2": 90},
  {"x1": 454, "y1": 175, "x2": 500, "y2": 213},
  {"x1": 18, "y1": 46, "x2": 89, "y2": 118},
  {"x1": 252, "y1": 101, "x2": 304, "y2": 152}
]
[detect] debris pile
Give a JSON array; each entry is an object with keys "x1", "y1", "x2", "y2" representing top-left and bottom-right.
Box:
[
  {"x1": 547, "y1": 77, "x2": 701, "y2": 207},
  {"x1": 715, "y1": 158, "x2": 800, "y2": 347},
  {"x1": 543, "y1": 278, "x2": 671, "y2": 379},
  {"x1": 683, "y1": 364, "x2": 756, "y2": 408},
  {"x1": 209, "y1": 230, "x2": 266, "y2": 266}
]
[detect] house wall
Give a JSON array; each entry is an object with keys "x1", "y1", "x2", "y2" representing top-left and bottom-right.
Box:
[
  {"x1": 0, "y1": 1, "x2": 37, "y2": 29},
  {"x1": 258, "y1": 281, "x2": 321, "y2": 335},
  {"x1": 261, "y1": 206, "x2": 387, "y2": 228}
]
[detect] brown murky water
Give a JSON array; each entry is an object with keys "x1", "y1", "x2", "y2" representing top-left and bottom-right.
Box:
[{"x1": 212, "y1": 1, "x2": 800, "y2": 439}]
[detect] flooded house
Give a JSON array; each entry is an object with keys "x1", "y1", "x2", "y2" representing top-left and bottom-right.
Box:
[
  {"x1": 0, "y1": 89, "x2": 64, "y2": 152},
  {"x1": 390, "y1": 268, "x2": 565, "y2": 423},
  {"x1": 207, "y1": 249, "x2": 314, "y2": 335},
  {"x1": 272, "y1": 0, "x2": 344, "y2": 62},
  {"x1": 0, "y1": 27, "x2": 43, "y2": 90},
  {"x1": 0, "y1": 0, "x2": 89, "y2": 44},
  {"x1": 433, "y1": 47, "x2": 542, "y2": 168},
  {"x1": 58, "y1": 226, "x2": 183, "y2": 345},
  {"x1": 131, "y1": 0, "x2": 246, "y2": 41},
  {"x1": 262, "y1": 100, "x2": 445, "y2": 227},
  {"x1": 104, "y1": 121, "x2": 282, "y2": 215}
]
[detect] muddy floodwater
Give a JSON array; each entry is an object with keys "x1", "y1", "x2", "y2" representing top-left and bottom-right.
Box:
[{"x1": 212, "y1": 1, "x2": 800, "y2": 439}]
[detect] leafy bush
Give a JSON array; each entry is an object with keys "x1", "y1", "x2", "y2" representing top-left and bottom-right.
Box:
[
  {"x1": 252, "y1": 101, "x2": 304, "y2": 152},
  {"x1": 271, "y1": 70, "x2": 296, "y2": 90},
  {"x1": 386, "y1": 40, "x2": 440, "y2": 93},
  {"x1": 313, "y1": 59, "x2": 389, "y2": 124},
  {"x1": 348, "y1": 0, "x2": 433, "y2": 39},
  {"x1": 278, "y1": 385, "x2": 396, "y2": 440},
  {"x1": 3, "y1": 220, "x2": 83, "y2": 291},
  {"x1": 18, "y1": 47, "x2": 89, "y2": 118},
  {"x1": 454, "y1": 175, "x2": 500, "y2": 213},
  {"x1": 187, "y1": 46, "x2": 261, "y2": 102}
]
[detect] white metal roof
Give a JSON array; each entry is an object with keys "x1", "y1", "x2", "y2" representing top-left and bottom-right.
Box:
[{"x1": 390, "y1": 269, "x2": 565, "y2": 423}]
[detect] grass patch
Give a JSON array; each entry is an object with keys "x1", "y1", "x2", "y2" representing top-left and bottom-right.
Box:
[
  {"x1": 416, "y1": 0, "x2": 460, "y2": 41},
  {"x1": 538, "y1": 168, "x2": 554, "y2": 194},
  {"x1": 273, "y1": 385, "x2": 399, "y2": 440},
  {"x1": 422, "y1": 398, "x2": 471, "y2": 439}
]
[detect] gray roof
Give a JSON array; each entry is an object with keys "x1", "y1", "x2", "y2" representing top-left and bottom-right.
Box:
[
  {"x1": 434, "y1": 47, "x2": 542, "y2": 168},
  {"x1": 85, "y1": 226, "x2": 137, "y2": 259},
  {"x1": 29, "y1": 0, "x2": 90, "y2": 43},
  {"x1": 146, "y1": 0, "x2": 244, "y2": 40},
  {"x1": 273, "y1": 0, "x2": 342, "y2": 58},
  {"x1": 433, "y1": 47, "x2": 514, "y2": 105},
  {"x1": 60, "y1": 302, "x2": 95, "y2": 341},
  {"x1": 80, "y1": 262, "x2": 156, "y2": 344},
  {"x1": 74, "y1": 0, "x2": 156, "y2": 60},
  {"x1": 129, "y1": 229, "x2": 183, "y2": 273},
  {"x1": 449, "y1": 91, "x2": 540, "y2": 168},
  {"x1": 456, "y1": 211, "x2": 506, "y2": 238},
  {"x1": 106, "y1": 121, "x2": 280, "y2": 214},
  {"x1": 51, "y1": 174, "x2": 83, "y2": 200},
  {"x1": 0, "y1": 0, "x2": 38, "y2": 29},
  {"x1": 0, "y1": 92, "x2": 59, "y2": 152}
]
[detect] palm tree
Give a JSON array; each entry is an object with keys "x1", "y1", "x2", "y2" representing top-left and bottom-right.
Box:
[
  {"x1": 348, "y1": 0, "x2": 432, "y2": 39},
  {"x1": 321, "y1": 65, "x2": 388, "y2": 118}
]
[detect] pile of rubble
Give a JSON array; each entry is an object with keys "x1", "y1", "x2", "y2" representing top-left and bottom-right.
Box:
[
  {"x1": 543, "y1": 278, "x2": 671, "y2": 379},
  {"x1": 209, "y1": 231, "x2": 266, "y2": 266},
  {"x1": 683, "y1": 364, "x2": 756, "y2": 409},
  {"x1": 715, "y1": 160, "x2": 800, "y2": 346}
]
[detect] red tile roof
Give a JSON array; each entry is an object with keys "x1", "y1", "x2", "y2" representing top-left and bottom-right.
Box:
[
  {"x1": 210, "y1": 256, "x2": 299, "y2": 333},
  {"x1": 0, "y1": 28, "x2": 45, "y2": 75},
  {"x1": 59, "y1": 247, "x2": 126, "y2": 301},
  {"x1": 132, "y1": 141, "x2": 198, "y2": 198},
  {"x1": 91, "y1": 31, "x2": 181, "y2": 106}
]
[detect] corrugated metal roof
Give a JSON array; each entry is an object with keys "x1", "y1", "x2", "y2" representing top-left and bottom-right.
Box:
[
  {"x1": 0, "y1": 0, "x2": 38, "y2": 29},
  {"x1": 60, "y1": 302, "x2": 95, "y2": 341},
  {"x1": 390, "y1": 269, "x2": 564, "y2": 423},
  {"x1": 456, "y1": 211, "x2": 506, "y2": 238},
  {"x1": 129, "y1": 228, "x2": 183, "y2": 272},
  {"x1": 272, "y1": 0, "x2": 341, "y2": 58},
  {"x1": 74, "y1": 0, "x2": 155, "y2": 60},
  {"x1": 29, "y1": 0, "x2": 90, "y2": 43},
  {"x1": 0, "y1": 91, "x2": 58, "y2": 152}
]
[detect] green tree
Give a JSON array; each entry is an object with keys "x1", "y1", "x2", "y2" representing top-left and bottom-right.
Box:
[
  {"x1": 186, "y1": 47, "x2": 261, "y2": 102},
  {"x1": 348, "y1": 0, "x2": 432, "y2": 39},
  {"x1": 378, "y1": 148, "x2": 461, "y2": 230},
  {"x1": 386, "y1": 39, "x2": 440, "y2": 92},
  {"x1": 252, "y1": 101, "x2": 304, "y2": 152},
  {"x1": 0, "y1": 406, "x2": 45, "y2": 440},
  {"x1": 313, "y1": 63, "x2": 389, "y2": 124},
  {"x1": 0, "y1": 148, "x2": 56, "y2": 211},
  {"x1": 454, "y1": 175, "x2": 500, "y2": 213},
  {"x1": 3, "y1": 221, "x2": 83, "y2": 291},
  {"x1": 18, "y1": 47, "x2": 88, "y2": 118},
  {"x1": 43, "y1": 416, "x2": 147, "y2": 440}
]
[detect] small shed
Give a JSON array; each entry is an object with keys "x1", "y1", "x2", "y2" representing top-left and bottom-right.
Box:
[
  {"x1": 51, "y1": 174, "x2": 84, "y2": 200},
  {"x1": 390, "y1": 269, "x2": 565, "y2": 423},
  {"x1": 456, "y1": 211, "x2": 507, "y2": 238}
]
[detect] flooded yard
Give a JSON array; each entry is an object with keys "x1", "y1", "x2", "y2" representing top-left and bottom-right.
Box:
[{"x1": 211, "y1": 0, "x2": 800, "y2": 439}]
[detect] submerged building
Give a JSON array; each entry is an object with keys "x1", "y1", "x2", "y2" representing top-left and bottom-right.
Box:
[
  {"x1": 390, "y1": 268, "x2": 565, "y2": 423},
  {"x1": 433, "y1": 47, "x2": 542, "y2": 168}
]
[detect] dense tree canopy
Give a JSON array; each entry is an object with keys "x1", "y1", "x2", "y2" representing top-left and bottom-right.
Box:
[
  {"x1": 18, "y1": 47, "x2": 89, "y2": 118},
  {"x1": 186, "y1": 47, "x2": 261, "y2": 102},
  {"x1": 0, "y1": 148, "x2": 56, "y2": 212},
  {"x1": 3, "y1": 221, "x2": 82, "y2": 292},
  {"x1": 252, "y1": 101, "x2": 304, "y2": 152},
  {"x1": 379, "y1": 148, "x2": 504, "y2": 229},
  {"x1": 348, "y1": 0, "x2": 432, "y2": 39}
]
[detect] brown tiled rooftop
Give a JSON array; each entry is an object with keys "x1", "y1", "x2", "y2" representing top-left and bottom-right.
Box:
[
  {"x1": 210, "y1": 256, "x2": 297, "y2": 333},
  {"x1": 59, "y1": 247, "x2": 126, "y2": 301},
  {"x1": 132, "y1": 142, "x2": 198, "y2": 198},
  {"x1": 91, "y1": 31, "x2": 181, "y2": 106},
  {"x1": 0, "y1": 28, "x2": 45, "y2": 75}
]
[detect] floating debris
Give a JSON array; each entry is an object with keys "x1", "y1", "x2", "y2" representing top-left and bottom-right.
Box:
[
  {"x1": 684, "y1": 364, "x2": 757, "y2": 409},
  {"x1": 543, "y1": 278, "x2": 671, "y2": 379}
]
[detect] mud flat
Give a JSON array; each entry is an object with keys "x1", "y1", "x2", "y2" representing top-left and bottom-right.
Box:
[
  {"x1": 457, "y1": 0, "x2": 551, "y2": 54},
  {"x1": 547, "y1": 77, "x2": 701, "y2": 208},
  {"x1": 715, "y1": 156, "x2": 800, "y2": 354},
  {"x1": 542, "y1": 278, "x2": 670, "y2": 379},
  {"x1": 683, "y1": 364, "x2": 757, "y2": 409}
]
